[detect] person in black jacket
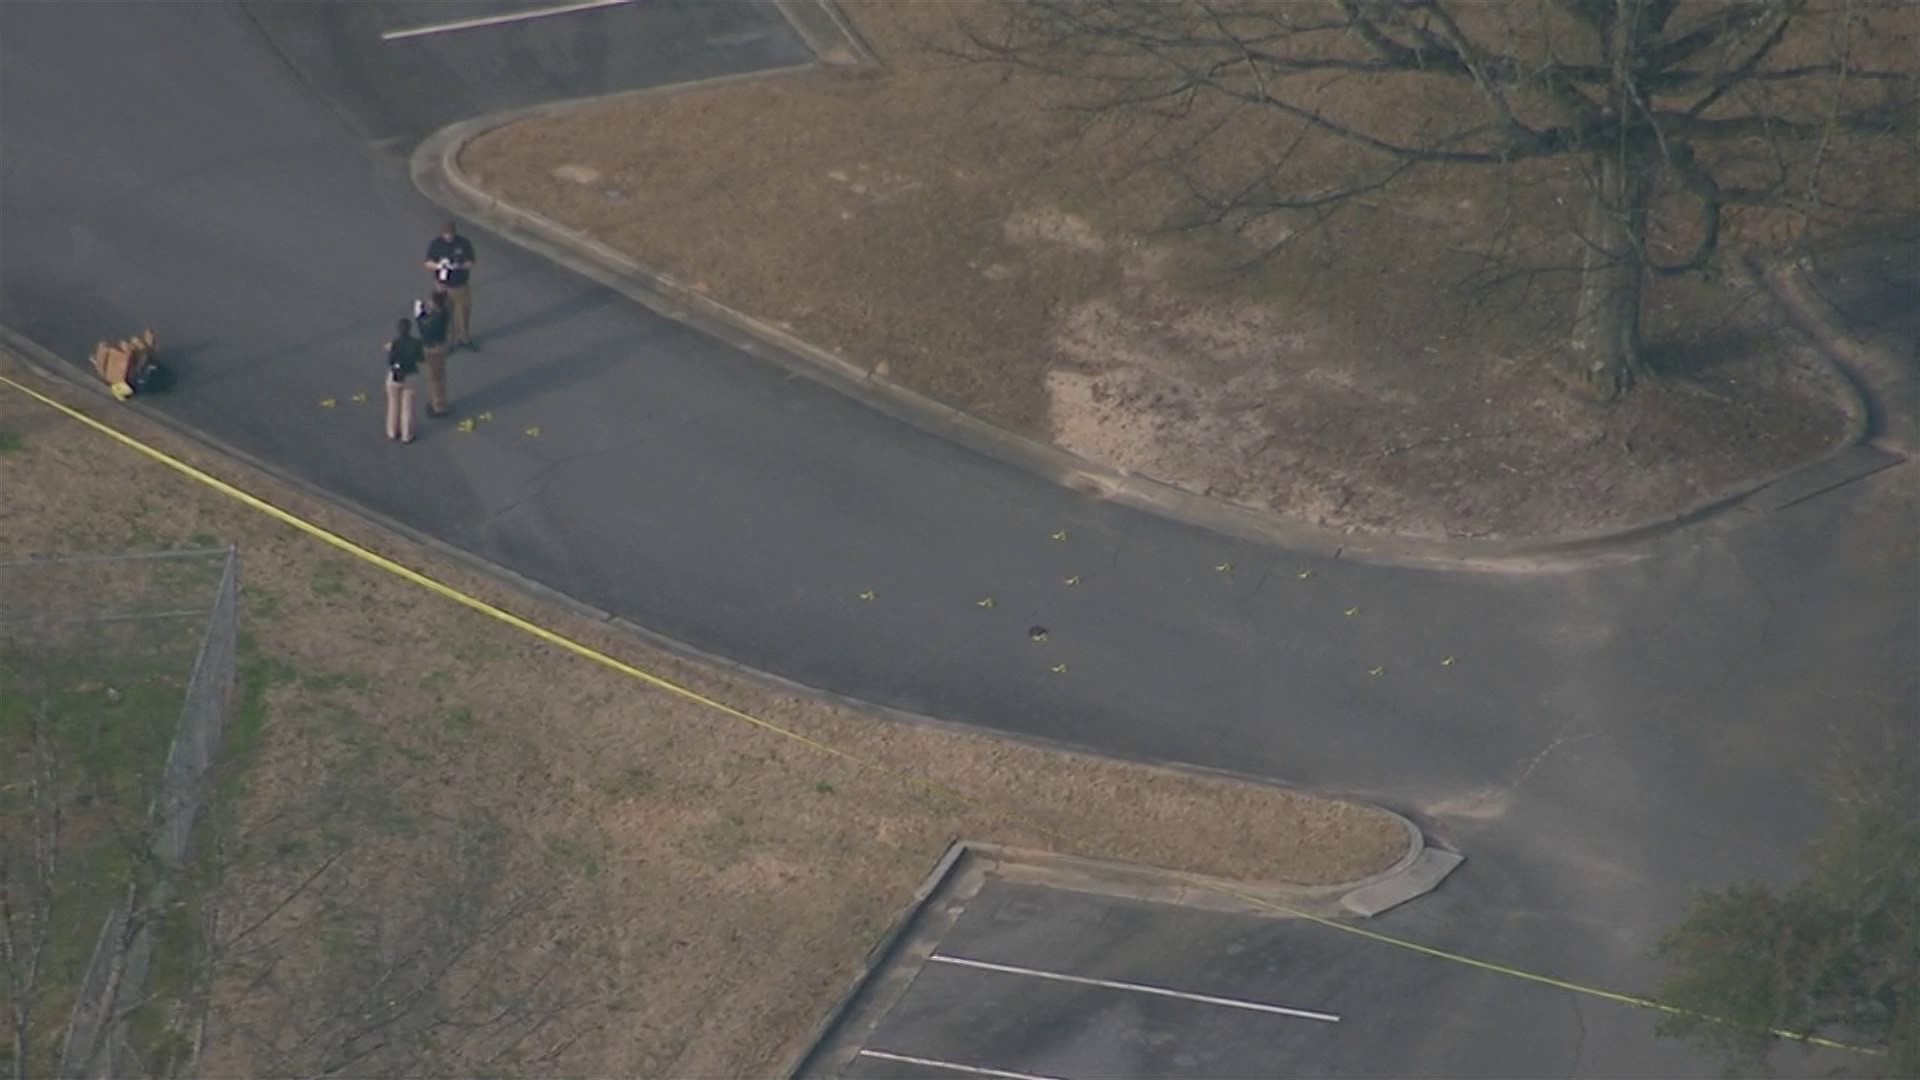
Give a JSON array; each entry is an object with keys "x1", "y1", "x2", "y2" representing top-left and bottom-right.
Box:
[
  {"x1": 415, "y1": 288, "x2": 453, "y2": 417},
  {"x1": 424, "y1": 221, "x2": 478, "y2": 350},
  {"x1": 385, "y1": 317, "x2": 423, "y2": 444}
]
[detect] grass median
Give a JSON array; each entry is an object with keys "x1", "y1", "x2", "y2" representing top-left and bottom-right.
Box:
[
  {"x1": 462, "y1": 3, "x2": 1870, "y2": 542},
  {"x1": 0, "y1": 360, "x2": 1406, "y2": 1077}
]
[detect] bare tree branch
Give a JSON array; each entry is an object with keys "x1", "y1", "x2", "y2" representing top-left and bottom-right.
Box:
[
  {"x1": 1648, "y1": 2, "x2": 1789, "y2": 72},
  {"x1": 960, "y1": 0, "x2": 1917, "y2": 400},
  {"x1": 1680, "y1": 6, "x2": 1801, "y2": 117}
]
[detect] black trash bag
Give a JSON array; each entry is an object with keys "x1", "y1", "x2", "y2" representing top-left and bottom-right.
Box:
[{"x1": 131, "y1": 359, "x2": 172, "y2": 396}]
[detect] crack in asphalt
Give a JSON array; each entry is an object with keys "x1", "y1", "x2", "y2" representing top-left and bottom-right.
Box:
[
  {"x1": 1511, "y1": 728, "x2": 1602, "y2": 792},
  {"x1": 1564, "y1": 994, "x2": 1588, "y2": 1079},
  {"x1": 235, "y1": 1, "x2": 370, "y2": 141},
  {"x1": 1227, "y1": 556, "x2": 1282, "y2": 641},
  {"x1": 1105, "y1": 536, "x2": 1123, "y2": 579}
]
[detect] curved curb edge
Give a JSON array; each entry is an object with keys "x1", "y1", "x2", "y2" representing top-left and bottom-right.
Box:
[
  {"x1": 1755, "y1": 253, "x2": 1914, "y2": 456},
  {"x1": 415, "y1": 83, "x2": 1885, "y2": 575},
  {"x1": 1, "y1": 337, "x2": 1449, "y2": 1073},
  {"x1": 2, "y1": 330, "x2": 1443, "y2": 909},
  {"x1": 771, "y1": 0, "x2": 880, "y2": 68}
]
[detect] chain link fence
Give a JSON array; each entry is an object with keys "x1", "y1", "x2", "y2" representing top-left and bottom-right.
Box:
[{"x1": 0, "y1": 546, "x2": 240, "y2": 1079}]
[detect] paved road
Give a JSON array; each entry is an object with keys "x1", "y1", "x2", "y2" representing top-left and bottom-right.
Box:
[
  {"x1": 838, "y1": 878, "x2": 1839, "y2": 1079},
  {"x1": 4, "y1": 2, "x2": 1915, "y2": 1073}
]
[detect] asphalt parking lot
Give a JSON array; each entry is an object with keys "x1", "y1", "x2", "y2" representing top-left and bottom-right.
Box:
[{"x1": 804, "y1": 858, "x2": 1856, "y2": 1080}]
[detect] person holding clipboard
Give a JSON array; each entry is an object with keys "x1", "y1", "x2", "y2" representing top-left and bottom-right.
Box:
[{"x1": 424, "y1": 221, "x2": 479, "y2": 351}]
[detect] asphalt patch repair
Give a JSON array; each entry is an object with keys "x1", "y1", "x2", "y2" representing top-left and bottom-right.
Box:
[
  {"x1": 457, "y1": 2, "x2": 1887, "y2": 544},
  {"x1": 0, "y1": 360, "x2": 1408, "y2": 1078}
]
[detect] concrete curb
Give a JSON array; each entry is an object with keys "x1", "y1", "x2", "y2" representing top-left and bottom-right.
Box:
[
  {"x1": 6, "y1": 343, "x2": 1456, "y2": 1080},
  {"x1": 1341, "y1": 846, "x2": 1467, "y2": 917},
  {"x1": 2, "y1": 338, "x2": 1451, "y2": 1043},
  {"x1": 963, "y1": 812, "x2": 1452, "y2": 920},
  {"x1": 415, "y1": 77, "x2": 1891, "y2": 575},
  {"x1": 783, "y1": 826, "x2": 1450, "y2": 1078},
  {"x1": 783, "y1": 840, "x2": 971, "y2": 1080},
  {"x1": 2, "y1": 329, "x2": 1452, "y2": 908},
  {"x1": 1335, "y1": 810, "x2": 1450, "y2": 914},
  {"x1": 1731, "y1": 254, "x2": 1873, "y2": 451},
  {"x1": 0, "y1": 336, "x2": 1431, "y2": 843},
  {"x1": 770, "y1": 0, "x2": 879, "y2": 68},
  {"x1": 1758, "y1": 255, "x2": 1915, "y2": 456}
]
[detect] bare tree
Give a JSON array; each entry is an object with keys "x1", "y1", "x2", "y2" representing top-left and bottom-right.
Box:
[{"x1": 962, "y1": 0, "x2": 1918, "y2": 398}]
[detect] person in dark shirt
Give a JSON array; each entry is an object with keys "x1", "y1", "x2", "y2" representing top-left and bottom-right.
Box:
[
  {"x1": 415, "y1": 287, "x2": 453, "y2": 417},
  {"x1": 424, "y1": 221, "x2": 478, "y2": 351},
  {"x1": 385, "y1": 317, "x2": 423, "y2": 444}
]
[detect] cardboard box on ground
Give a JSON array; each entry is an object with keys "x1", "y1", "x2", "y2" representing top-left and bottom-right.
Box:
[{"x1": 91, "y1": 329, "x2": 165, "y2": 399}]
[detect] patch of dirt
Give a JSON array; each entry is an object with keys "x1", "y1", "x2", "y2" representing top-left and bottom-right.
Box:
[
  {"x1": 0, "y1": 361, "x2": 1406, "y2": 1079},
  {"x1": 460, "y1": 3, "x2": 1877, "y2": 540}
]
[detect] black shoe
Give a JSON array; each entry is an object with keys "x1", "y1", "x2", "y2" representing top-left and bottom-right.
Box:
[{"x1": 427, "y1": 407, "x2": 449, "y2": 419}]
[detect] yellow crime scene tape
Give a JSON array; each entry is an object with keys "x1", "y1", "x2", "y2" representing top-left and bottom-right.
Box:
[{"x1": 0, "y1": 372, "x2": 1879, "y2": 1059}]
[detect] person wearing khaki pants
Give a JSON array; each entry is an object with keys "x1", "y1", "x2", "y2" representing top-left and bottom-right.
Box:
[
  {"x1": 415, "y1": 288, "x2": 453, "y2": 417},
  {"x1": 384, "y1": 318, "x2": 423, "y2": 444},
  {"x1": 424, "y1": 221, "x2": 478, "y2": 350}
]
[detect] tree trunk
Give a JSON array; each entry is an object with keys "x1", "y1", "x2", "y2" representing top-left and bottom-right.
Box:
[{"x1": 1568, "y1": 148, "x2": 1652, "y2": 401}]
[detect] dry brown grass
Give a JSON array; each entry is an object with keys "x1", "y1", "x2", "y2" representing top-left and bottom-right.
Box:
[
  {"x1": 0, "y1": 359, "x2": 1405, "y2": 1078},
  {"x1": 462, "y1": 2, "x2": 1874, "y2": 540}
]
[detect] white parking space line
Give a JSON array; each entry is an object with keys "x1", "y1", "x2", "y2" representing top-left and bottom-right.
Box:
[
  {"x1": 928, "y1": 954, "x2": 1341, "y2": 1023},
  {"x1": 858, "y1": 1049, "x2": 1067, "y2": 1080},
  {"x1": 381, "y1": 0, "x2": 632, "y2": 42}
]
